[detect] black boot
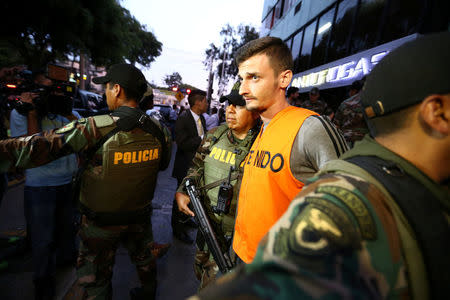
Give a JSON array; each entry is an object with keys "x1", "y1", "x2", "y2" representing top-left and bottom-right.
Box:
[
  {"x1": 129, "y1": 285, "x2": 156, "y2": 300},
  {"x1": 34, "y1": 276, "x2": 55, "y2": 300}
]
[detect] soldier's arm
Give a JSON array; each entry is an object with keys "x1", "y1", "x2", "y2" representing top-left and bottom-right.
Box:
[
  {"x1": 193, "y1": 174, "x2": 396, "y2": 300},
  {"x1": 0, "y1": 116, "x2": 111, "y2": 171}
]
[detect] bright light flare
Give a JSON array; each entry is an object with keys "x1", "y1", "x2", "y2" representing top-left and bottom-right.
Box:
[{"x1": 318, "y1": 22, "x2": 332, "y2": 34}]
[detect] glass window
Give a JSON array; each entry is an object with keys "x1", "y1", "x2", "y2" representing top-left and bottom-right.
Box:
[
  {"x1": 350, "y1": 0, "x2": 386, "y2": 54},
  {"x1": 310, "y1": 7, "x2": 335, "y2": 68},
  {"x1": 381, "y1": 0, "x2": 421, "y2": 43},
  {"x1": 298, "y1": 20, "x2": 317, "y2": 71},
  {"x1": 274, "y1": 1, "x2": 282, "y2": 25},
  {"x1": 328, "y1": 0, "x2": 358, "y2": 62},
  {"x1": 291, "y1": 30, "x2": 303, "y2": 73},
  {"x1": 282, "y1": 0, "x2": 295, "y2": 16}
]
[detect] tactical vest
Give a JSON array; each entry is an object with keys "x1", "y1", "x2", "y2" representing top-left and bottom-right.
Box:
[
  {"x1": 234, "y1": 106, "x2": 317, "y2": 263},
  {"x1": 79, "y1": 116, "x2": 162, "y2": 224},
  {"x1": 202, "y1": 124, "x2": 257, "y2": 235},
  {"x1": 318, "y1": 156, "x2": 450, "y2": 300}
]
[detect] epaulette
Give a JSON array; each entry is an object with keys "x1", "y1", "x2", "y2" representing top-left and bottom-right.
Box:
[{"x1": 92, "y1": 115, "x2": 115, "y2": 128}]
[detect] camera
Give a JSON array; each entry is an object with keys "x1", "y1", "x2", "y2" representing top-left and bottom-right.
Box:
[{"x1": 0, "y1": 65, "x2": 76, "y2": 116}]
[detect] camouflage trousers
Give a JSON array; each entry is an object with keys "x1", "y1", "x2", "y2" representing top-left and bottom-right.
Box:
[
  {"x1": 76, "y1": 215, "x2": 170, "y2": 300},
  {"x1": 194, "y1": 240, "x2": 237, "y2": 290},
  {"x1": 194, "y1": 249, "x2": 220, "y2": 290}
]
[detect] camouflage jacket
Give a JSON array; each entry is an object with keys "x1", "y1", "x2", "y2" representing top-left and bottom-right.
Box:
[
  {"x1": 300, "y1": 99, "x2": 333, "y2": 116},
  {"x1": 333, "y1": 93, "x2": 369, "y2": 145},
  {"x1": 192, "y1": 136, "x2": 449, "y2": 300},
  {"x1": 0, "y1": 108, "x2": 171, "y2": 174}
]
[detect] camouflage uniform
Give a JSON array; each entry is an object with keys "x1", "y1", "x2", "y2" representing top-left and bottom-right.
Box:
[
  {"x1": 0, "y1": 108, "x2": 172, "y2": 300},
  {"x1": 191, "y1": 135, "x2": 449, "y2": 299},
  {"x1": 177, "y1": 122, "x2": 259, "y2": 289},
  {"x1": 300, "y1": 98, "x2": 332, "y2": 116},
  {"x1": 333, "y1": 93, "x2": 369, "y2": 147}
]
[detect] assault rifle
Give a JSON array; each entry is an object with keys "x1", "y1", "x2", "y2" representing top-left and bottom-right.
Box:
[{"x1": 185, "y1": 178, "x2": 234, "y2": 273}]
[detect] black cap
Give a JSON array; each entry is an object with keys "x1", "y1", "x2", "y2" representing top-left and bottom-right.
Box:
[
  {"x1": 220, "y1": 81, "x2": 246, "y2": 106},
  {"x1": 362, "y1": 32, "x2": 450, "y2": 118},
  {"x1": 92, "y1": 63, "x2": 147, "y2": 96},
  {"x1": 220, "y1": 90, "x2": 246, "y2": 106}
]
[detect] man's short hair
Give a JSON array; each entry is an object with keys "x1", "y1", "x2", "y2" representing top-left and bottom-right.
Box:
[
  {"x1": 235, "y1": 36, "x2": 293, "y2": 75},
  {"x1": 287, "y1": 86, "x2": 299, "y2": 98},
  {"x1": 188, "y1": 89, "x2": 206, "y2": 107},
  {"x1": 367, "y1": 104, "x2": 417, "y2": 137},
  {"x1": 350, "y1": 80, "x2": 363, "y2": 93},
  {"x1": 108, "y1": 81, "x2": 143, "y2": 102}
]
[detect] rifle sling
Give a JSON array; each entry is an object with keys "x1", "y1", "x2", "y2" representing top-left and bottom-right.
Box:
[
  {"x1": 345, "y1": 156, "x2": 450, "y2": 299},
  {"x1": 199, "y1": 173, "x2": 239, "y2": 192}
]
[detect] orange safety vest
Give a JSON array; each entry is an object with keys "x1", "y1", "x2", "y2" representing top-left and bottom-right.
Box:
[{"x1": 233, "y1": 106, "x2": 317, "y2": 263}]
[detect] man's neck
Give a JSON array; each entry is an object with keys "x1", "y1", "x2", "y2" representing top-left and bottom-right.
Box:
[
  {"x1": 260, "y1": 99, "x2": 290, "y2": 125},
  {"x1": 191, "y1": 106, "x2": 202, "y2": 115},
  {"x1": 375, "y1": 133, "x2": 449, "y2": 183},
  {"x1": 231, "y1": 125, "x2": 253, "y2": 140}
]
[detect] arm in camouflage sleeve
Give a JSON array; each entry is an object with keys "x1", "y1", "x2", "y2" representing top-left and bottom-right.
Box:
[
  {"x1": 193, "y1": 173, "x2": 407, "y2": 300},
  {"x1": 0, "y1": 116, "x2": 110, "y2": 172}
]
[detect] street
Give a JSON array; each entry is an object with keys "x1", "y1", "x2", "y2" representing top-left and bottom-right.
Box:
[{"x1": 0, "y1": 144, "x2": 200, "y2": 299}]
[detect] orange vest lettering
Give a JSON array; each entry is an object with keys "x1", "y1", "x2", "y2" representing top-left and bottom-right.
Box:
[{"x1": 233, "y1": 106, "x2": 317, "y2": 263}]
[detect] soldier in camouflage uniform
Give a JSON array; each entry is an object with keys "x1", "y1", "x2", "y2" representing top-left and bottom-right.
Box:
[
  {"x1": 0, "y1": 64, "x2": 172, "y2": 300},
  {"x1": 333, "y1": 80, "x2": 369, "y2": 147},
  {"x1": 301, "y1": 87, "x2": 334, "y2": 118},
  {"x1": 190, "y1": 32, "x2": 450, "y2": 300},
  {"x1": 175, "y1": 86, "x2": 260, "y2": 289}
]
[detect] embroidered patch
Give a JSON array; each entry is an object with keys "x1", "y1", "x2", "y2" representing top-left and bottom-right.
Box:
[
  {"x1": 316, "y1": 185, "x2": 377, "y2": 240},
  {"x1": 273, "y1": 199, "x2": 360, "y2": 258},
  {"x1": 55, "y1": 122, "x2": 75, "y2": 134}
]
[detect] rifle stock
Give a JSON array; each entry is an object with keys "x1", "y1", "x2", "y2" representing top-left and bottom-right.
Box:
[{"x1": 185, "y1": 178, "x2": 234, "y2": 273}]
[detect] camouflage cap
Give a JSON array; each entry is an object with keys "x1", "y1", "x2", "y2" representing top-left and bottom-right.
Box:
[{"x1": 362, "y1": 31, "x2": 450, "y2": 119}]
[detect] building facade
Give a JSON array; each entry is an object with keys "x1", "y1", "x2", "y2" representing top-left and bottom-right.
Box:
[{"x1": 261, "y1": 0, "x2": 448, "y2": 108}]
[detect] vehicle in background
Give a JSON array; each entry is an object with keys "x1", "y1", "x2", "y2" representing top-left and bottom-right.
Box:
[{"x1": 73, "y1": 89, "x2": 109, "y2": 117}]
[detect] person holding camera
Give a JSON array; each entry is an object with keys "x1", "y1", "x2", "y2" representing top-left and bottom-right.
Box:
[
  {"x1": 9, "y1": 70, "x2": 81, "y2": 300},
  {"x1": 175, "y1": 85, "x2": 260, "y2": 289}
]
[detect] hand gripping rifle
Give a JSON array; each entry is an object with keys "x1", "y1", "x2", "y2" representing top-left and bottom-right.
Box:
[{"x1": 185, "y1": 178, "x2": 234, "y2": 273}]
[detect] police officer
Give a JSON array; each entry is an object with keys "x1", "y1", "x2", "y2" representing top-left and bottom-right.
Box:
[
  {"x1": 0, "y1": 63, "x2": 172, "y2": 300},
  {"x1": 192, "y1": 32, "x2": 450, "y2": 300},
  {"x1": 175, "y1": 85, "x2": 260, "y2": 288}
]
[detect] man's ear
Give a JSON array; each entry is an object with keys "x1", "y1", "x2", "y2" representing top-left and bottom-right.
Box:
[
  {"x1": 112, "y1": 83, "x2": 121, "y2": 98},
  {"x1": 420, "y1": 94, "x2": 450, "y2": 135},
  {"x1": 279, "y1": 70, "x2": 293, "y2": 89}
]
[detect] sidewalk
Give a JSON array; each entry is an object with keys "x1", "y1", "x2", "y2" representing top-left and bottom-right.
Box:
[{"x1": 0, "y1": 144, "x2": 200, "y2": 299}]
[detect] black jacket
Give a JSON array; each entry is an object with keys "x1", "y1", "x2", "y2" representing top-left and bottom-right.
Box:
[{"x1": 172, "y1": 110, "x2": 206, "y2": 183}]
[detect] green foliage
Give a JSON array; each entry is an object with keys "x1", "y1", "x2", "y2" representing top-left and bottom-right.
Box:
[
  {"x1": 203, "y1": 24, "x2": 259, "y2": 94},
  {"x1": 0, "y1": 0, "x2": 162, "y2": 71},
  {"x1": 163, "y1": 72, "x2": 183, "y2": 87}
]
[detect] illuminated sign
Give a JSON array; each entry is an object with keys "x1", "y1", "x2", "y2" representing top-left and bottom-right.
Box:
[{"x1": 291, "y1": 34, "x2": 418, "y2": 92}]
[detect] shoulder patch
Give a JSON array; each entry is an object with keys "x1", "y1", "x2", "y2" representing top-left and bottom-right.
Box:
[
  {"x1": 92, "y1": 115, "x2": 114, "y2": 128},
  {"x1": 274, "y1": 200, "x2": 360, "y2": 259},
  {"x1": 55, "y1": 122, "x2": 75, "y2": 134},
  {"x1": 316, "y1": 185, "x2": 377, "y2": 240}
]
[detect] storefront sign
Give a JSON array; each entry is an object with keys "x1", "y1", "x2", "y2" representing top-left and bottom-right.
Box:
[{"x1": 291, "y1": 34, "x2": 418, "y2": 92}]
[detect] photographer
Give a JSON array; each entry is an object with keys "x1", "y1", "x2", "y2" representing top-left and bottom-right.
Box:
[{"x1": 9, "y1": 70, "x2": 81, "y2": 300}]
